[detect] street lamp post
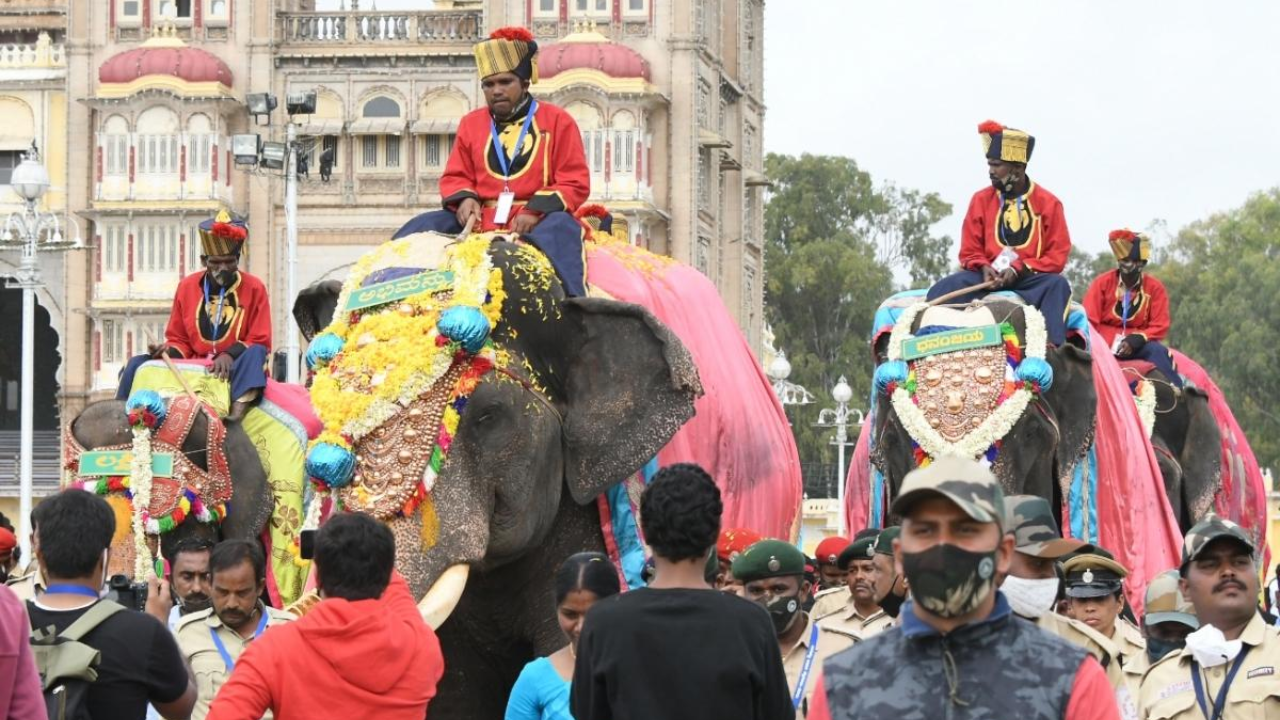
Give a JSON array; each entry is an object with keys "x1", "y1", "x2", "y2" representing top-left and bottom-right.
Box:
[
  {"x1": 815, "y1": 376, "x2": 863, "y2": 533},
  {"x1": 1, "y1": 147, "x2": 82, "y2": 544},
  {"x1": 766, "y1": 351, "x2": 815, "y2": 409}
]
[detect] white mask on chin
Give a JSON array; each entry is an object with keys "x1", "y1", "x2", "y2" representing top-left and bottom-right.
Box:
[
  {"x1": 1184, "y1": 624, "x2": 1243, "y2": 668},
  {"x1": 1001, "y1": 575, "x2": 1060, "y2": 619},
  {"x1": 98, "y1": 549, "x2": 111, "y2": 599}
]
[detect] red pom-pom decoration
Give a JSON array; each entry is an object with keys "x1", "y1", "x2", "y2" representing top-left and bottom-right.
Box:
[
  {"x1": 1109, "y1": 229, "x2": 1137, "y2": 241},
  {"x1": 211, "y1": 222, "x2": 248, "y2": 241},
  {"x1": 977, "y1": 120, "x2": 1005, "y2": 135},
  {"x1": 490, "y1": 27, "x2": 534, "y2": 42},
  {"x1": 575, "y1": 203, "x2": 611, "y2": 220}
]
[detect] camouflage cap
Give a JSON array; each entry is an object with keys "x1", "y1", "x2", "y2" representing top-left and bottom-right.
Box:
[
  {"x1": 1002, "y1": 495, "x2": 1086, "y2": 559},
  {"x1": 1143, "y1": 569, "x2": 1199, "y2": 630},
  {"x1": 731, "y1": 539, "x2": 807, "y2": 582},
  {"x1": 873, "y1": 526, "x2": 900, "y2": 556},
  {"x1": 837, "y1": 536, "x2": 877, "y2": 570},
  {"x1": 1181, "y1": 514, "x2": 1255, "y2": 569},
  {"x1": 889, "y1": 456, "x2": 1004, "y2": 530},
  {"x1": 1062, "y1": 550, "x2": 1128, "y2": 598}
]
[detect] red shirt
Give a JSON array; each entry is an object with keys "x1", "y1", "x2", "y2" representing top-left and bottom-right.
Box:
[
  {"x1": 205, "y1": 572, "x2": 443, "y2": 720},
  {"x1": 440, "y1": 99, "x2": 590, "y2": 229},
  {"x1": 164, "y1": 270, "x2": 272, "y2": 359},
  {"x1": 1083, "y1": 270, "x2": 1171, "y2": 346},
  {"x1": 959, "y1": 182, "x2": 1071, "y2": 274}
]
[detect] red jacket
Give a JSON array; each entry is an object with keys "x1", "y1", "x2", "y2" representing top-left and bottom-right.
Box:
[
  {"x1": 1083, "y1": 270, "x2": 1171, "y2": 346},
  {"x1": 0, "y1": 586, "x2": 45, "y2": 720},
  {"x1": 205, "y1": 573, "x2": 443, "y2": 720},
  {"x1": 165, "y1": 270, "x2": 272, "y2": 360},
  {"x1": 959, "y1": 182, "x2": 1071, "y2": 274}
]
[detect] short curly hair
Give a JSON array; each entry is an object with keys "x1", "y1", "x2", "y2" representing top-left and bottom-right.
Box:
[{"x1": 640, "y1": 463, "x2": 722, "y2": 562}]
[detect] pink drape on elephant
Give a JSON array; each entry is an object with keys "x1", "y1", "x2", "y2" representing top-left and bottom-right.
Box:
[
  {"x1": 585, "y1": 242, "x2": 802, "y2": 540},
  {"x1": 1090, "y1": 328, "x2": 1182, "y2": 613},
  {"x1": 1170, "y1": 350, "x2": 1268, "y2": 564},
  {"x1": 845, "y1": 422, "x2": 872, "y2": 535}
]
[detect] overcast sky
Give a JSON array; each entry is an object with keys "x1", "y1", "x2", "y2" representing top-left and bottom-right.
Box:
[
  {"x1": 330, "y1": 1, "x2": 1280, "y2": 257},
  {"x1": 763, "y1": 1, "x2": 1280, "y2": 257}
]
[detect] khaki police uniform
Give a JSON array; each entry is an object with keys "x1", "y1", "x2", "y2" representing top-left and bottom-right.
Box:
[
  {"x1": 1111, "y1": 617, "x2": 1149, "y2": 701},
  {"x1": 175, "y1": 603, "x2": 294, "y2": 720},
  {"x1": 815, "y1": 595, "x2": 894, "y2": 640},
  {"x1": 810, "y1": 586, "x2": 847, "y2": 620},
  {"x1": 1139, "y1": 613, "x2": 1280, "y2": 720},
  {"x1": 5, "y1": 566, "x2": 44, "y2": 601},
  {"x1": 785, "y1": 612, "x2": 856, "y2": 717},
  {"x1": 1037, "y1": 611, "x2": 1128, "y2": 690}
]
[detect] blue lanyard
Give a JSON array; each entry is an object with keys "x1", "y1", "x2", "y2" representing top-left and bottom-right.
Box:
[
  {"x1": 1121, "y1": 287, "x2": 1131, "y2": 335},
  {"x1": 1191, "y1": 652, "x2": 1248, "y2": 720},
  {"x1": 203, "y1": 276, "x2": 229, "y2": 348},
  {"x1": 791, "y1": 622, "x2": 821, "y2": 710},
  {"x1": 488, "y1": 98, "x2": 538, "y2": 185},
  {"x1": 210, "y1": 610, "x2": 270, "y2": 673},
  {"x1": 43, "y1": 584, "x2": 99, "y2": 599}
]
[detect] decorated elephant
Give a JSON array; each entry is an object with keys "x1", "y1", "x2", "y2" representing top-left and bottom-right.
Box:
[{"x1": 297, "y1": 231, "x2": 701, "y2": 718}]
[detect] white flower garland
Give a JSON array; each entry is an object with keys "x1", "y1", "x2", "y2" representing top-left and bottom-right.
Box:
[
  {"x1": 886, "y1": 302, "x2": 1048, "y2": 462},
  {"x1": 129, "y1": 425, "x2": 154, "y2": 579},
  {"x1": 1134, "y1": 379, "x2": 1157, "y2": 439}
]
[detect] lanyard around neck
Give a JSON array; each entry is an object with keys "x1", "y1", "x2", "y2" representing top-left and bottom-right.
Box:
[
  {"x1": 203, "y1": 276, "x2": 229, "y2": 347},
  {"x1": 1191, "y1": 651, "x2": 1248, "y2": 720},
  {"x1": 210, "y1": 609, "x2": 270, "y2": 673},
  {"x1": 791, "y1": 622, "x2": 821, "y2": 710},
  {"x1": 489, "y1": 98, "x2": 538, "y2": 184},
  {"x1": 43, "y1": 584, "x2": 100, "y2": 599}
]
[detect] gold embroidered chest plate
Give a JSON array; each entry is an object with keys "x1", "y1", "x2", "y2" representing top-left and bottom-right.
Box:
[{"x1": 912, "y1": 346, "x2": 1008, "y2": 442}]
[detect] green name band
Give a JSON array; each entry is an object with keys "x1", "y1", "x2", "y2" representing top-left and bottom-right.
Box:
[
  {"x1": 78, "y1": 451, "x2": 175, "y2": 478},
  {"x1": 344, "y1": 270, "x2": 455, "y2": 312},
  {"x1": 902, "y1": 325, "x2": 1003, "y2": 361}
]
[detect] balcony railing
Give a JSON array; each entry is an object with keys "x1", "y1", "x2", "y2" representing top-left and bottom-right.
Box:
[
  {"x1": 279, "y1": 10, "x2": 483, "y2": 46},
  {"x1": 0, "y1": 33, "x2": 65, "y2": 68}
]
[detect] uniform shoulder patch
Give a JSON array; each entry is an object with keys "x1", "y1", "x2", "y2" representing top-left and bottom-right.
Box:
[{"x1": 1247, "y1": 666, "x2": 1275, "y2": 679}]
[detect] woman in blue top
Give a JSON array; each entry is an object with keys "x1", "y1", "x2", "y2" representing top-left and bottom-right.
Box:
[{"x1": 505, "y1": 552, "x2": 621, "y2": 720}]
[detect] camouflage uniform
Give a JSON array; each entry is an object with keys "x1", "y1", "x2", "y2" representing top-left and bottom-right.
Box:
[
  {"x1": 1139, "y1": 516, "x2": 1280, "y2": 720},
  {"x1": 818, "y1": 457, "x2": 1107, "y2": 719}
]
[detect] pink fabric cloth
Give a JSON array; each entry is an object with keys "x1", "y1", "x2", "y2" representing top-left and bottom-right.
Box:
[
  {"x1": 1089, "y1": 327, "x2": 1183, "y2": 615},
  {"x1": 0, "y1": 585, "x2": 47, "y2": 720},
  {"x1": 1170, "y1": 351, "x2": 1269, "y2": 566},
  {"x1": 845, "y1": 422, "x2": 873, "y2": 535},
  {"x1": 585, "y1": 243, "x2": 802, "y2": 540}
]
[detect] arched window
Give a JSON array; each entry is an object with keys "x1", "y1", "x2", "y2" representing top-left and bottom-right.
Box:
[
  {"x1": 611, "y1": 110, "x2": 636, "y2": 175},
  {"x1": 417, "y1": 93, "x2": 466, "y2": 171},
  {"x1": 103, "y1": 115, "x2": 130, "y2": 177},
  {"x1": 136, "y1": 106, "x2": 180, "y2": 175},
  {"x1": 564, "y1": 101, "x2": 604, "y2": 174},
  {"x1": 187, "y1": 113, "x2": 212, "y2": 174},
  {"x1": 362, "y1": 96, "x2": 401, "y2": 118}
]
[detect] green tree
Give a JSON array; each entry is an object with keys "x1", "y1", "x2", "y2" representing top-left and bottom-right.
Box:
[
  {"x1": 1064, "y1": 246, "x2": 1114, "y2": 302},
  {"x1": 1158, "y1": 189, "x2": 1280, "y2": 473},
  {"x1": 763, "y1": 153, "x2": 952, "y2": 494}
]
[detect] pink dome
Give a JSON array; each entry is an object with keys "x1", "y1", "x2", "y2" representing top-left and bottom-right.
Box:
[
  {"x1": 538, "y1": 42, "x2": 650, "y2": 81},
  {"x1": 99, "y1": 45, "x2": 233, "y2": 86}
]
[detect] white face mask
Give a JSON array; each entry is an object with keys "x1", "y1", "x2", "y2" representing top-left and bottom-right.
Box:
[
  {"x1": 1184, "y1": 624, "x2": 1243, "y2": 668},
  {"x1": 98, "y1": 549, "x2": 111, "y2": 599},
  {"x1": 1002, "y1": 575, "x2": 1060, "y2": 619}
]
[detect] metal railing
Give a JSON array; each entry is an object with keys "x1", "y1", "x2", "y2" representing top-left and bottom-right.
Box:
[{"x1": 278, "y1": 10, "x2": 483, "y2": 45}]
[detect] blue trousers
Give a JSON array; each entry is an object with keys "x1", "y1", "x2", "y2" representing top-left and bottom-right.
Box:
[
  {"x1": 1127, "y1": 339, "x2": 1184, "y2": 387},
  {"x1": 116, "y1": 344, "x2": 270, "y2": 404},
  {"x1": 927, "y1": 270, "x2": 1071, "y2": 345},
  {"x1": 393, "y1": 209, "x2": 587, "y2": 297}
]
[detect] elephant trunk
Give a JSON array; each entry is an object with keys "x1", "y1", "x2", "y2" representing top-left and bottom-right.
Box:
[{"x1": 418, "y1": 563, "x2": 470, "y2": 629}]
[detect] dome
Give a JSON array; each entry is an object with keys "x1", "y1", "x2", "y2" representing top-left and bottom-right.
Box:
[
  {"x1": 538, "y1": 36, "x2": 650, "y2": 82},
  {"x1": 99, "y1": 39, "x2": 233, "y2": 87}
]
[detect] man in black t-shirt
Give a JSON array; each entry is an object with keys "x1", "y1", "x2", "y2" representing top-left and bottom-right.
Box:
[
  {"x1": 27, "y1": 490, "x2": 197, "y2": 720},
  {"x1": 571, "y1": 463, "x2": 795, "y2": 720}
]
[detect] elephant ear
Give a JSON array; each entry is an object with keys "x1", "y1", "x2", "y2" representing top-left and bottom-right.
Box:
[
  {"x1": 556, "y1": 297, "x2": 703, "y2": 504},
  {"x1": 1045, "y1": 343, "x2": 1096, "y2": 471},
  {"x1": 292, "y1": 280, "x2": 343, "y2": 342}
]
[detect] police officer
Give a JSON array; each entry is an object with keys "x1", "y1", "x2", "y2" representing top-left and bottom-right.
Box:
[
  {"x1": 813, "y1": 534, "x2": 893, "y2": 640},
  {"x1": 1135, "y1": 569, "x2": 1199, "y2": 671},
  {"x1": 1064, "y1": 548, "x2": 1146, "y2": 673},
  {"x1": 811, "y1": 529, "x2": 879, "y2": 622},
  {"x1": 1139, "y1": 515, "x2": 1280, "y2": 719},
  {"x1": 734, "y1": 539, "x2": 857, "y2": 717},
  {"x1": 175, "y1": 540, "x2": 293, "y2": 720},
  {"x1": 868, "y1": 527, "x2": 907, "y2": 620}
]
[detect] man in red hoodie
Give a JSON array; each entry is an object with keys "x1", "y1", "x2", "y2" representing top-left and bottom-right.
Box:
[{"x1": 205, "y1": 513, "x2": 444, "y2": 720}]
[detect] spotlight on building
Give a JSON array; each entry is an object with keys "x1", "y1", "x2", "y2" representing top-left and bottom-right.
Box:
[
  {"x1": 246, "y1": 93, "x2": 278, "y2": 121},
  {"x1": 286, "y1": 91, "x2": 317, "y2": 116},
  {"x1": 231, "y1": 134, "x2": 261, "y2": 165},
  {"x1": 259, "y1": 141, "x2": 288, "y2": 170}
]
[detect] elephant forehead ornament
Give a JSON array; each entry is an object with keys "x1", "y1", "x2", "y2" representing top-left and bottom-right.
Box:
[
  {"x1": 304, "y1": 236, "x2": 555, "y2": 537},
  {"x1": 879, "y1": 302, "x2": 1054, "y2": 464}
]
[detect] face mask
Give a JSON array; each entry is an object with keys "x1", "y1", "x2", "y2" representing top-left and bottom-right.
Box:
[
  {"x1": 1001, "y1": 575, "x2": 1060, "y2": 619},
  {"x1": 1184, "y1": 624, "x2": 1243, "y2": 668},
  {"x1": 902, "y1": 543, "x2": 998, "y2": 619},
  {"x1": 98, "y1": 549, "x2": 111, "y2": 599},
  {"x1": 1146, "y1": 636, "x2": 1186, "y2": 665},
  {"x1": 211, "y1": 269, "x2": 236, "y2": 287},
  {"x1": 764, "y1": 593, "x2": 802, "y2": 636},
  {"x1": 990, "y1": 172, "x2": 1021, "y2": 195},
  {"x1": 877, "y1": 577, "x2": 906, "y2": 618}
]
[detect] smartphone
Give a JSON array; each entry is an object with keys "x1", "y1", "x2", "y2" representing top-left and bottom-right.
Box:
[{"x1": 299, "y1": 529, "x2": 316, "y2": 561}]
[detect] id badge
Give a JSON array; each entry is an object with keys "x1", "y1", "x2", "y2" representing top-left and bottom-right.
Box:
[
  {"x1": 992, "y1": 247, "x2": 1017, "y2": 273},
  {"x1": 493, "y1": 191, "x2": 516, "y2": 225},
  {"x1": 1111, "y1": 335, "x2": 1124, "y2": 355}
]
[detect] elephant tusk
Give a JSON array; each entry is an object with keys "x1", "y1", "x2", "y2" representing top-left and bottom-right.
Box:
[{"x1": 418, "y1": 563, "x2": 470, "y2": 630}]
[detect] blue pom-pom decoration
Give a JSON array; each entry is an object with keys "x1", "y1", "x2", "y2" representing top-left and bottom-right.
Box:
[
  {"x1": 305, "y1": 332, "x2": 345, "y2": 370},
  {"x1": 306, "y1": 443, "x2": 356, "y2": 488},
  {"x1": 874, "y1": 361, "x2": 909, "y2": 395},
  {"x1": 437, "y1": 306, "x2": 491, "y2": 354},
  {"x1": 1015, "y1": 357, "x2": 1054, "y2": 392},
  {"x1": 125, "y1": 390, "x2": 167, "y2": 426}
]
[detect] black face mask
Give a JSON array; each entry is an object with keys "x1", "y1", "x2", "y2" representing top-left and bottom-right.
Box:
[
  {"x1": 764, "y1": 593, "x2": 802, "y2": 636},
  {"x1": 990, "y1": 171, "x2": 1024, "y2": 196},
  {"x1": 210, "y1": 269, "x2": 236, "y2": 288},
  {"x1": 876, "y1": 576, "x2": 906, "y2": 618},
  {"x1": 901, "y1": 543, "x2": 998, "y2": 619},
  {"x1": 1146, "y1": 636, "x2": 1186, "y2": 665}
]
